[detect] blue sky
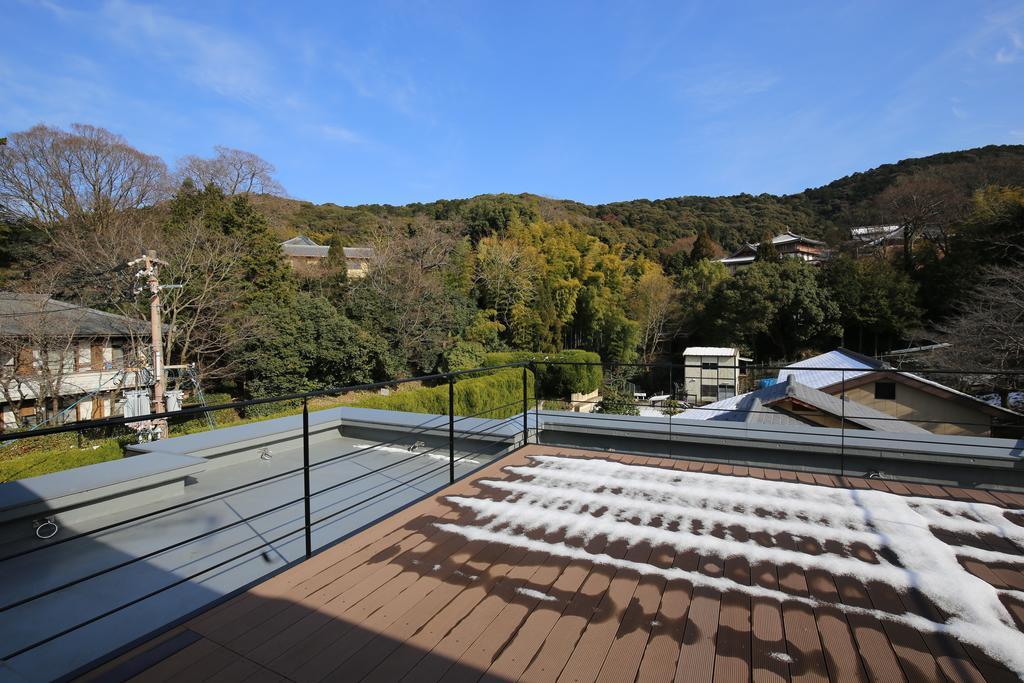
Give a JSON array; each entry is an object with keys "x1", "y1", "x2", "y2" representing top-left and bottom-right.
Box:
[{"x1": 4, "y1": 1, "x2": 1024, "y2": 205}]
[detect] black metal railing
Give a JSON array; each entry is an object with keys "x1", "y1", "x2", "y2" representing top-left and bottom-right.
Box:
[
  {"x1": 0, "y1": 356, "x2": 1020, "y2": 667},
  {"x1": 529, "y1": 359, "x2": 1024, "y2": 477},
  {"x1": 0, "y1": 361, "x2": 536, "y2": 663}
]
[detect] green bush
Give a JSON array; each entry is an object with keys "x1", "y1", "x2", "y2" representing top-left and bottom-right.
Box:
[
  {"x1": 483, "y1": 350, "x2": 601, "y2": 399},
  {"x1": 355, "y1": 368, "x2": 534, "y2": 418}
]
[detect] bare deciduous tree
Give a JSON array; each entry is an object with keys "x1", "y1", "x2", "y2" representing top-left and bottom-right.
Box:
[
  {"x1": 931, "y1": 263, "x2": 1024, "y2": 407},
  {"x1": 175, "y1": 146, "x2": 285, "y2": 196},
  {"x1": 157, "y1": 222, "x2": 256, "y2": 382},
  {"x1": 878, "y1": 172, "x2": 968, "y2": 269},
  {"x1": 354, "y1": 219, "x2": 463, "y2": 370},
  {"x1": 0, "y1": 124, "x2": 169, "y2": 235}
]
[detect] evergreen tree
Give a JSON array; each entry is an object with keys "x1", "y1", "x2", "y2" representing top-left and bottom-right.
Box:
[
  {"x1": 689, "y1": 230, "x2": 719, "y2": 263},
  {"x1": 755, "y1": 231, "x2": 780, "y2": 261}
]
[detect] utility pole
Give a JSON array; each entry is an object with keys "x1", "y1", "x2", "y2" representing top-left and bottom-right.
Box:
[{"x1": 130, "y1": 250, "x2": 170, "y2": 438}]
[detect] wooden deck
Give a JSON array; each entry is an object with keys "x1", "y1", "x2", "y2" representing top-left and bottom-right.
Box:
[{"x1": 80, "y1": 445, "x2": 1024, "y2": 683}]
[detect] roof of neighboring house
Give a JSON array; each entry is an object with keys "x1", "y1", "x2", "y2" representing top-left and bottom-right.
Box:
[
  {"x1": 682, "y1": 346, "x2": 737, "y2": 357},
  {"x1": 677, "y1": 375, "x2": 929, "y2": 432},
  {"x1": 777, "y1": 347, "x2": 883, "y2": 388},
  {"x1": 780, "y1": 348, "x2": 1020, "y2": 419},
  {"x1": 0, "y1": 293, "x2": 150, "y2": 338},
  {"x1": 342, "y1": 247, "x2": 375, "y2": 259},
  {"x1": 280, "y1": 236, "x2": 330, "y2": 258}
]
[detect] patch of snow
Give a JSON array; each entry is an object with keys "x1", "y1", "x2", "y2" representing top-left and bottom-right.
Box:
[
  {"x1": 438, "y1": 455, "x2": 1024, "y2": 677},
  {"x1": 515, "y1": 587, "x2": 556, "y2": 602},
  {"x1": 637, "y1": 407, "x2": 668, "y2": 418},
  {"x1": 768, "y1": 651, "x2": 794, "y2": 664},
  {"x1": 432, "y1": 563, "x2": 442, "y2": 572},
  {"x1": 352, "y1": 443, "x2": 479, "y2": 464}
]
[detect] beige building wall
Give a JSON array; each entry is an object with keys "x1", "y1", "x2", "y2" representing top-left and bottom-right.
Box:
[
  {"x1": 683, "y1": 352, "x2": 740, "y2": 404},
  {"x1": 842, "y1": 382, "x2": 990, "y2": 436}
]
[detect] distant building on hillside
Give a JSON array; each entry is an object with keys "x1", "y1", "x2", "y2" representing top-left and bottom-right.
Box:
[
  {"x1": 280, "y1": 236, "x2": 330, "y2": 271},
  {"x1": 342, "y1": 247, "x2": 375, "y2": 279},
  {"x1": 718, "y1": 231, "x2": 828, "y2": 273},
  {"x1": 849, "y1": 224, "x2": 904, "y2": 256},
  {"x1": 680, "y1": 347, "x2": 749, "y2": 405},
  {"x1": 850, "y1": 224, "x2": 902, "y2": 246},
  {"x1": 0, "y1": 293, "x2": 150, "y2": 430}
]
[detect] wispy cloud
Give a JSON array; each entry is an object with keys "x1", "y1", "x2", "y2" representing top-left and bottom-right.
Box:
[
  {"x1": 98, "y1": 0, "x2": 271, "y2": 103},
  {"x1": 678, "y1": 66, "x2": 780, "y2": 111},
  {"x1": 334, "y1": 51, "x2": 421, "y2": 119},
  {"x1": 995, "y1": 29, "x2": 1024, "y2": 63},
  {"x1": 319, "y1": 124, "x2": 364, "y2": 144}
]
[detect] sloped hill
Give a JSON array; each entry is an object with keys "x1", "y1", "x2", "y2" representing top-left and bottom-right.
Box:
[{"x1": 255, "y1": 144, "x2": 1024, "y2": 255}]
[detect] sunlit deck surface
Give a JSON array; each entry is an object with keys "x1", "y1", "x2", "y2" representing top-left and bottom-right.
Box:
[{"x1": 80, "y1": 445, "x2": 1024, "y2": 683}]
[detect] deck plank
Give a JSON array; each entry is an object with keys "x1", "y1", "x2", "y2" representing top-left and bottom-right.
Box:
[{"x1": 78, "y1": 444, "x2": 1024, "y2": 683}]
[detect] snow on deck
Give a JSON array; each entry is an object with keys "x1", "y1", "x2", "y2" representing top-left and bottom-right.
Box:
[{"x1": 89, "y1": 446, "x2": 1024, "y2": 682}]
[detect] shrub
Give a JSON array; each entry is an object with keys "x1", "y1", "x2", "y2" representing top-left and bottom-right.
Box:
[
  {"x1": 597, "y1": 383, "x2": 640, "y2": 416},
  {"x1": 355, "y1": 368, "x2": 534, "y2": 418},
  {"x1": 483, "y1": 350, "x2": 601, "y2": 399}
]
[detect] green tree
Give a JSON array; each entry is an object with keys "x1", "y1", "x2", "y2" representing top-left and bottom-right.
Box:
[
  {"x1": 708, "y1": 259, "x2": 840, "y2": 358},
  {"x1": 820, "y1": 255, "x2": 920, "y2": 354},
  {"x1": 689, "y1": 230, "x2": 720, "y2": 263},
  {"x1": 755, "y1": 231, "x2": 780, "y2": 261}
]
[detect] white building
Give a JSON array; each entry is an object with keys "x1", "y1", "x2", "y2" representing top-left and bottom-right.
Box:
[
  {"x1": 0, "y1": 294, "x2": 150, "y2": 430},
  {"x1": 680, "y1": 347, "x2": 746, "y2": 405}
]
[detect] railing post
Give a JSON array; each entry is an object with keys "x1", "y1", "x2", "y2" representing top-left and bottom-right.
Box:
[
  {"x1": 840, "y1": 369, "x2": 846, "y2": 479},
  {"x1": 668, "y1": 362, "x2": 673, "y2": 459},
  {"x1": 532, "y1": 362, "x2": 540, "y2": 445},
  {"x1": 448, "y1": 374, "x2": 455, "y2": 484},
  {"x1": 302, "y1": 397, "x2": 312, "y2": 558},
  {"x1": 522, "y1": 364, "x2": 530, "y2": 447}
]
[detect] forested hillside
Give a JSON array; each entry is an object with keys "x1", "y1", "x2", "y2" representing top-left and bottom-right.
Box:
[
  {"x1": 251, "y1": 144, "x2": 1024, "y2": 256},
  {"x1": 2, "y1": 124, "x2": 1022, "y2": 406}
]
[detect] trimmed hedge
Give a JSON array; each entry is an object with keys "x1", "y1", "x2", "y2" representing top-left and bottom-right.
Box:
[
  {"x1": 483, "y1": 350, "x2": 601, "y2": 399},
  {"x1": 355, "y1": 367, "x2": 534, "y2": 419}
]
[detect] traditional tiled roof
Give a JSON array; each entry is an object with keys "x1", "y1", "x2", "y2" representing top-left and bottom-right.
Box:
[
  {"x1": 342, "y1": 247, "x2": 375, "y2": 260},
  {"x1": 0, "y1": 293, "x2": 150, "y2": 338},
  {"x1": 281, "y1": 236, "x2": 330, "y2": 258}
]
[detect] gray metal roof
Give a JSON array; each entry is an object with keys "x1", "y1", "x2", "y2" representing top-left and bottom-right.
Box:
[
  {"x1": 777, "y1": 348, "x2": 882, "y2": 388},
  {"x1": 343, "y1": 247, "x2": 375, "y2": 259},
  {"x1": 678, "y1": 375, "x2": 928, "y2": 433},
  {"x1": 777, "y1": 378, "x2": 929, "y2": 433},
  {"x1": 281, "y1": 236, "x2": 330, "y2": 258},
  {"x1": 0, "y1": 293, "x2": 150, "y2": 339}
]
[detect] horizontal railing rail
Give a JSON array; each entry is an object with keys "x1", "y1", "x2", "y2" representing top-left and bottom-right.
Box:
[
  {"x1": 0, "y1": 355, "x2": 1019, "y2": 669},
  {"x1": 0, "y1": 362, "x2": 537, "y2": 664}
]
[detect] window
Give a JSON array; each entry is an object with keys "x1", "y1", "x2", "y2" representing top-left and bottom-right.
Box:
[
  {"x1": 700, "y1": 383, "x2": 717, "y2": 398},
  {"x1": 718, "y1": 384, "x2": 736, "y2": 399},
  {"x1": 701, "y1": 361, "x2": 718, "y2": 370},
  {"x1": 874, "y1": 382, "x2": 896, "y2": 400}
]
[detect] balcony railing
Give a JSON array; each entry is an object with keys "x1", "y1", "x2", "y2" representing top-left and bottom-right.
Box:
[{"x1": 0, "y1": 358, "x2": 1019, "y2": 679}]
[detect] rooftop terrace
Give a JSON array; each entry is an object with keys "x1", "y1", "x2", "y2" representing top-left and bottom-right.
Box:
[{"x1": 81, "y1": 445, "x2": 1024, "y2": 683}]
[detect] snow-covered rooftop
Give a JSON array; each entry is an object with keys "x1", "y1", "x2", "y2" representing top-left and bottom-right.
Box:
[{"x1": 682, "y1": 346, "x2": 737, "y2": 357}]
